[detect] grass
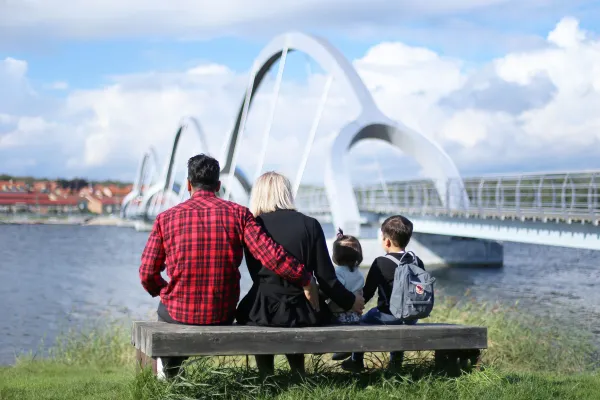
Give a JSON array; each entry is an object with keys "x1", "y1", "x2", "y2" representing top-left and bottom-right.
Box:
[
  {"x1": 132, "y1": 364, "x2": 600, "y2": 400},
  {"x1": 1, "y1": 296, "x2": 598, "y2": 400},
  {"x1": 0, "y1": 363, "x2": 131, "y2": 400}
]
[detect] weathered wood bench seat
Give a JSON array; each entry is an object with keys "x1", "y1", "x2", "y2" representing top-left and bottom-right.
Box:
[{"x1": 132, "y1": 321, "x2": 487, "y2": 374}]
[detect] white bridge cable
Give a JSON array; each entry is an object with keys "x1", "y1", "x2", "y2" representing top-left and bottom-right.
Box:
[
  {"x1": 304, "y1": 53, "x2": 313, "y2": 78},
  {"x1": 372, "y1": 153, "x2": 392, "y2": 209},
  {"x1": 253, "y1": 46, "x2": 289, "y2": 182},
  {"x1": 225, "y1": 61, "x2": 258, "y2": 201},
  {"x1": 293, "y1": 75, "x2": 334, "y2": 196}
]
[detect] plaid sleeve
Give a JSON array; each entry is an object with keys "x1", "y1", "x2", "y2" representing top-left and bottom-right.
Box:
[
  {"x1": 139, "y1": 217, "x2": 168, "y2": 297},
  {"x1": 240, "y1": 207, "x2": 311, "y2": 287}
]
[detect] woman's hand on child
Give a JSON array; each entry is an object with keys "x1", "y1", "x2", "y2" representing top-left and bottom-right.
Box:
[{"x1": 352, "y1": 294, "x2": 365, "y2": 315}]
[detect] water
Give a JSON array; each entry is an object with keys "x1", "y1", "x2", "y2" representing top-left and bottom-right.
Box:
[{"x1": 1, "y1": 224, "x2": 599, "y2": 365}]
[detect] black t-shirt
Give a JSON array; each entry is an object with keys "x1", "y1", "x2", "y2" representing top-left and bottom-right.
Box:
[{"x1": 363, "y1": 252, "x2": 426, "y2": 315}]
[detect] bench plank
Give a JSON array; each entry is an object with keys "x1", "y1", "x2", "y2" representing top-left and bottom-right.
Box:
[{"x1": 132, "y1": 322, "x2": 487, "y2": 357}]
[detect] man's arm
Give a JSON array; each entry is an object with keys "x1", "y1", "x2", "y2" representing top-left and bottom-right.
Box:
[
  {"x1": 240, "y1": 208, "x2": 311, "y2": 287},
  {"x1": 139, "y1": 217, "x2": 168, "y2": 297}
]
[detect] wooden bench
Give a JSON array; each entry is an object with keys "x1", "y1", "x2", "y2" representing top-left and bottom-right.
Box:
[{"x1": 132, "y1": 322, "x2": 487, "y2": 375}]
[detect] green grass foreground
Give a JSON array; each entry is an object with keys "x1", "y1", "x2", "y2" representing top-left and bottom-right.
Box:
[{"x1": 1, "y1": 296, "x2": 598, "y2": 400}]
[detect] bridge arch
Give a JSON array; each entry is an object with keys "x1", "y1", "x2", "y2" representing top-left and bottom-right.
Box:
[
  {"x1": 121, "y1": 146, "x2": 160, "y2": 218},
  {"x1": 220, "y1": 31, "x2": 381, "y2": 178},
  {"x1": 325, "y1": 119, "x2": 469, "y2": 236},
  {"x1": 217, "y1": 31, "x2": 467, "y2": 236},
  {"x1": 140, "y1": 117, "x2": 250, "y2": 219}
]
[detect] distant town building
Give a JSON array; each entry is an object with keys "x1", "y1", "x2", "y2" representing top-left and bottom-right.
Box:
[
  {"x1": 84, "y1": 195, "x2": 122, "y2": 215},
  {"x1": 0, "y1": 180, "x2": 28, "y2": 192},
  {"x1": 0, "y1": 178, "x2": 133, "y2": 215}
]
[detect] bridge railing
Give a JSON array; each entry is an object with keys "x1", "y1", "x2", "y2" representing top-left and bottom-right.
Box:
[{"x1": 295, "y1": 172, "x2": 600, "y2": 225}]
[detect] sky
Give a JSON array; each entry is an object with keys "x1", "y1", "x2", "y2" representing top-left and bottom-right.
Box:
[{"x1": 1, "y1": 1, "x2": 600, "y2": 186}]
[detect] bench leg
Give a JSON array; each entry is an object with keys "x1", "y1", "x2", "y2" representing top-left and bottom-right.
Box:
[
  {"x1": 255, "y1": 355, "x2": 275, "y2": 378},
  {"x1": 255, "y1": 354, "x2": 305, "y2": 378},
  {"x1": 136, "y1": 349, "x2": 157, "y2": 375},
  {"x1": 286, "y1": 354, "x2": 305, "y2": 376},
  {"x1": 434, "y1": 350, "x2": 481, "y2": 376}
]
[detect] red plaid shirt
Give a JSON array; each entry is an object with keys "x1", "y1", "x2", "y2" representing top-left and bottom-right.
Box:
[{"x1": 139, "y1": 190, "x2": 311, "y2": 325}]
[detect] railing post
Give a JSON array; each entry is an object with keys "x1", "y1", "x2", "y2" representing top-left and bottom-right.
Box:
[
  {"x1": 477, "y1": 178, "x2": 484, "y2": 217},
  {"x1": 589, "y1": 174, "x2": 597, "y2": 220},
  {"x1": 537, "y1": 177, "x2": 545, "y2": 221},
  {"x1": 515, "y1": 177, "x2": 522, "y2": 219},
  {"x1": 495, "y1": 178, "x2": 502, "y2": 214},
  {"x1": 446, "y1": 178, "x2": 451, "y2": 215},
  {"x1": 561, "y1": 174, "x2": 569, "y2": 217},
  {"x1": 423, "y1": 182, "x2": 429, "y2": 215}
]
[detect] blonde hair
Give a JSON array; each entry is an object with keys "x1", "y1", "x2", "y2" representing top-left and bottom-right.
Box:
[{"x1": 250, "y1": 171, "x2": 296, "y2": 216}]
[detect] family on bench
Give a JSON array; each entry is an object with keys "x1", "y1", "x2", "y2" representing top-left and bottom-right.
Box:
[{"x1": 139, "y1": 154, "x2": 431, "y2": 379}]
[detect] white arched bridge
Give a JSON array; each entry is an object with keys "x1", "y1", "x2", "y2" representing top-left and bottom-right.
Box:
[{"x1": 121, "y1": 32, "x2": 600, "y2": 252}]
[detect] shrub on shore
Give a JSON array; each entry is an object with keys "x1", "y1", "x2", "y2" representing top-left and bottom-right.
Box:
[{"x1": 428, "y1": 294, "x2": 597, "y2": 373}]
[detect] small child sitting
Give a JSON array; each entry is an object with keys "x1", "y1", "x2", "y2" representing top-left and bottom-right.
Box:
[
  {"x1": 328, "y1": 228, "x2": 365, "y2": 325},
  {"x1": 338, "y1": 215, "x2": 426, "y2": 372}
]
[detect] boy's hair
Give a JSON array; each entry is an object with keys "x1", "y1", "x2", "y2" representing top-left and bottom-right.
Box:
[
  {"x1": 332, "y1": 228, "x2": 363, "y2": 271},
  {"x1": 381, "y1": 215, "x2": 413, "y2": 249}
]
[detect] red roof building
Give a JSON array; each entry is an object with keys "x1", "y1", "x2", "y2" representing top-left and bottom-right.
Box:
[{"x1": 0, "y1": 192, "x2": 84, "y2": 214}]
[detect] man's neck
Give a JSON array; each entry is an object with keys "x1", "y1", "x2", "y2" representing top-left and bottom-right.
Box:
[{"x1": 190, "y1": 188, "x2": 215, "y2": 197}]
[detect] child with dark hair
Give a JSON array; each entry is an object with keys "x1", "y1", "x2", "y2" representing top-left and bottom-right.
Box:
[
  {"x1": 328, "y1": 228, "x2": 365, "y2": 324},
  {"x1": 337, "y1": 215, "x2": 426, "y2": 371}
]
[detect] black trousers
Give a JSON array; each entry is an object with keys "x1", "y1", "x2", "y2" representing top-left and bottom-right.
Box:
[{"x1": 156, "y1": 302, "x2": 233, "y2": 378}]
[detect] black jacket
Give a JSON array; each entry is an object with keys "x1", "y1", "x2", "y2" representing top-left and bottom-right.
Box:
[{"x1": 236, "y1": 209, "x2": 355, "y2": 326}]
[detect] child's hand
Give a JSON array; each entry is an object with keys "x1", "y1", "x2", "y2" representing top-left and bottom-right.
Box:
[{"x1": 352, "y1": 294, "x2": 365, "y2": 315}]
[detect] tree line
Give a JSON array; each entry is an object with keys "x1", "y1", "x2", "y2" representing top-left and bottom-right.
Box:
[{"x1": 0, "y1": 174, "x2": 132, "y2": 190}]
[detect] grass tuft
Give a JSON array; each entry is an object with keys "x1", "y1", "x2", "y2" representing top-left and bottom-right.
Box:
[
  {"x1": 428, "y1": 293, "x2": 597, "y2": 373},
  {"x1": 15, "y1": 320, "x2": 134, "y2": 368}
]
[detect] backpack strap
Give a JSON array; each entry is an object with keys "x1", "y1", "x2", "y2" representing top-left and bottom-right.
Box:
[
  {"x1": 384, "y1": 254, "x2": 401, "y2": 266},
  {"x1": 385, "y1": 252, "x2": 417, "y2": 266},
  {"x1": 403, "y1": 251, "x2": 417, "y2": 264}
]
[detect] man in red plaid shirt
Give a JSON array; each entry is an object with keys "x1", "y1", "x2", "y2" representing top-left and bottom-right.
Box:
[{"x1": 139, "y1": 154, "x2": 317, "y2": 378}]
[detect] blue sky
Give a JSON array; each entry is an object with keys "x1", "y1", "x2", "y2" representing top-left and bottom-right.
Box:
[
  {"x1": 7, "y1": 4, "x2": 599, "y2": 87},
  {"x1": 1, "y1": 1, "x2": 600, "y2": 184}
]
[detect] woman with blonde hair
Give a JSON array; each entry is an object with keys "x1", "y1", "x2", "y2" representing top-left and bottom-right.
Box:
[{"x1": 236, "y1": 171, "x2": 364, "y2": 376}]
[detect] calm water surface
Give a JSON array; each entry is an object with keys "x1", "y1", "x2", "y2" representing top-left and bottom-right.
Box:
[{"x1": 1, "y1": 224, "x2": 599, "y2": 365}]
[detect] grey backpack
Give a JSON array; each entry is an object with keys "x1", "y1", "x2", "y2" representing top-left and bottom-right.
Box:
[{"x1": 386, "y1": 252, "x2": 435, "y2": 320}]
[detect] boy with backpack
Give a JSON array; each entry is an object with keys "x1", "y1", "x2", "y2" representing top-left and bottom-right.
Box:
[{"x1": 335, "y1": 215, "x2": 435, "y2": 372}]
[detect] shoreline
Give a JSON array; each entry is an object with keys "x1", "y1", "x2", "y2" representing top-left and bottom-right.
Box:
[{"x1": 0, "y1": 215, "x2": 136, "y2": 227}]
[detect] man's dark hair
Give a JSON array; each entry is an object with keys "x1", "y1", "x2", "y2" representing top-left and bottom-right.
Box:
[
  {"x1": 187, "y1": 154, "x2": 220, "y2": 191},
  {"x1": 332, "y1": 228, "x2": 363, "y2": 271},
  {"x1": 381, "y1": 215, "x2": 413, "y2": 249}
]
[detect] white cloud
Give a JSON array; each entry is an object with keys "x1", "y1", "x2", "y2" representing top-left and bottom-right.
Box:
[
  {"x1": 1, "y1": 17, "x2": 600, "y2": 183},
  {"x1": 44, "y1": 81, "x2": 69, "y2": 90}
]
